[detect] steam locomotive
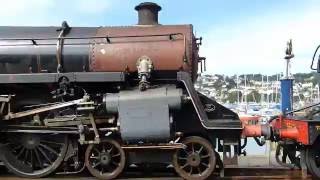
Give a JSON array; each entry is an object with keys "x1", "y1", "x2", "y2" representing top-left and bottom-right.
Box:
[{"x1": 0, "y1": 2, "x2": 241, "y2": 179}]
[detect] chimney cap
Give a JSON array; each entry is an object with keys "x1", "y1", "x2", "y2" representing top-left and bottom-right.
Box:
[{"x1": 135, "y1": 2, "x2": 161, "y2": 12}]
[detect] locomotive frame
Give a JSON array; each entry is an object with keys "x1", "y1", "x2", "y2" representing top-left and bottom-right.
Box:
[{"x1": 0, "y1": 67, "x2": 242, "y2": 179}]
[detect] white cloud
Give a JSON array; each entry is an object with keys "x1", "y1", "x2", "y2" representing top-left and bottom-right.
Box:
[{"x1": 200, "y1": 4, "x2": 320, "y2": 75}]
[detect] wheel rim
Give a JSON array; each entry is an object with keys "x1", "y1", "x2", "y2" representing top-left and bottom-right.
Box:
[
  {"x1": 85, "y1": 139, "x2": 125, "y2": 179},
  {"x1": 173, "y1": 136, "x2": 216, "y2": 180},
  {"x1": 2, "y1": 133, "x2": 68, "y2": 178},
  {"x1": 306, "y1": 144, "x2": 320, "y2": 178}
]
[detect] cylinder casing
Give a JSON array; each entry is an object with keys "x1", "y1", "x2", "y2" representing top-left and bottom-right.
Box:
[{"x1": 104, "y1": 86, "x2": 183, "y2": 142}]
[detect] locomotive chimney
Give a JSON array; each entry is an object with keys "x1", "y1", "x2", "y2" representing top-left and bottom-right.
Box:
[{"x1": 135, "y1": 2, "x2": 161, "y2": 25}]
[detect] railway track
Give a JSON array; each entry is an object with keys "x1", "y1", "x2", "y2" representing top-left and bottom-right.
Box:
[{"x1": 0, "y1": 167, "x2": 310, "y2": 179}]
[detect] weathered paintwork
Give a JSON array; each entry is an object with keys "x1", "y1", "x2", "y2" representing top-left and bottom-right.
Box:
[
  {"x1": 91, "y1": 25, "x2": 197, "y2": 78},
  {"x1": 0, "y1": 24, "x2": 199, "y2": 81}
]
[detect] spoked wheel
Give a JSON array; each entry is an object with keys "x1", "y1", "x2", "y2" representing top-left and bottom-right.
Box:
[
  {"x1": 2, "y1": 133, "x2": 68, "y2": 178},
  {"x1": 306, "y1": 142, "x2": 320, "y2": 178},
  {"x1": 85, "y1": 138, "x2": 125, "y2": 180},
  {"x1": 173, "y1": 136, "x2": 216, "y2": 180}
]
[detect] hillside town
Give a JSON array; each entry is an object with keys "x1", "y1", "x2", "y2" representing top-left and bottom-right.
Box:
[{"x1": 195, "y1": 72, "x2": 320, "y2": 116}]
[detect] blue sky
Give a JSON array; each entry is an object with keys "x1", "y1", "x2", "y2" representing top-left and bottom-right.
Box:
[{"x1": 1, "y1": 0, "x2": 320, "y2": 75}]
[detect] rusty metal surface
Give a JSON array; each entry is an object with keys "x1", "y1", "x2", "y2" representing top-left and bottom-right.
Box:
[
  {"x1": 0, "y1": 25, "x2": 198, "y2": 81},
  {"x1": 0, "y1": 2, "x2": 200, "y2": 81},
  {"x1": 90, "y1": 25, "x2": 197, "y2": 79}
]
